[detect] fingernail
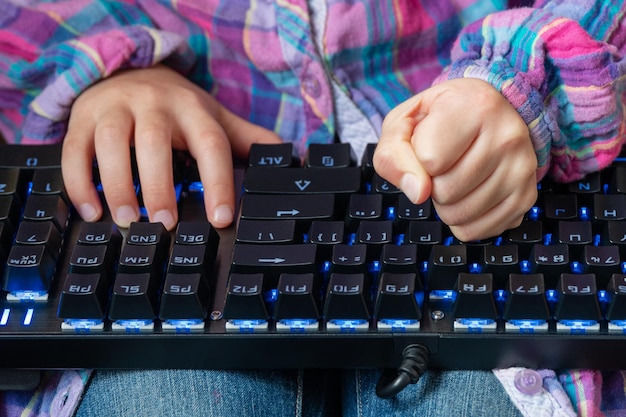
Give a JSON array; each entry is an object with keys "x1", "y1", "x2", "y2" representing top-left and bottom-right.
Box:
[
  {"x1": 212, "y1": 204, "x2": 234, "y2": 227},
  {"x1": 399, "y1": 173, "x2": 422, "y2": 203},
  {"x1": 115, "y1": 205, "x2": 138, "y2": 228},
  {"x1": 153, "y1": 209, "x2": 176, "y2": 230},
  {"x1": 78, "y1": 203, "x2": 98, "y2": 222}
]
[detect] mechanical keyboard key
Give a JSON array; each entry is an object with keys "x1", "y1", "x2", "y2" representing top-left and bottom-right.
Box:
[
  {"x1": 58, "y1": 273, "x2": 109, "y2": 322},
  {"x1": 126, "y1": 221, "x2": 170, "y2": 249},
  {"x1": 606, "y1": 274, "x2": 626, "y2": 332},
  {"x1": 223, "y1": 273, "x2": 269, "y2": 332},
  {"x1": 168, "y1": 244, "x2": 213, "y2": 275},
  {"x1": 273, "y1": 273, "x2": 320, "y2": 332},
  {"x1": 22, "y1": 194, "x2": 69, "y2": 232},
  {"x1": 379, "y1": 244, "x2": 419, "y2": 274},
  {"x1": 324, "y1": 273, "x2": 370, "y2": 332},
  {"x1": 236, "y1": 219, "x2": 296, "y2": 244},
  {"x1": 605, "y1": 221, "x2": 626, "y2": 259},
  {"x1": 330, "y1": 244, "x2": 368, "y2": 274},
  {"x1": 109, "y1": 273, "x2": 159, "y2": 328},
  {"x1": 528, "y1": 244, "x2": 570, "y2": 288},
  {"x1": 374, "y1": 272, "x2": 422, "y2": 332},
  {"x1": 395, "y1": 195, "x2": 432, "y2": 227},
  {"x1": 481, "y1": 245, "x2": 519, "y2": 288},
  {"x1": 407, "y1": 221, "x2": 444, "y2": 261},
  {"x1": 231, "y1": 244, "x2": 317, "y2": 287},
  {"x1": 594, "y1": 194, "x2": 626, "y2": 221},
  {"x1": 427, "y1": 245, "x2": 468, "y2": 291},
  {"x1": 554, "y1": 273, "x2": 601, "y2": 333},
  {"x1": 543, "y1": 194, "x2": 578, "y2": 221},
  {"x1": 118, "y1": 244, "x2": 161, "y2": 276},
  {"x1": 305, "y1": 143, "x2": 353, "y2": 168},
  {"x1": 31, "y1": 168, "x2": 66, "y2": 200},
  {"x1": 241, "y1": 193, "x2": 335, "y2": 223},
  {"x1": 579, "y1": 245, "x2": 621, "y2": 287},
  {"x1": 371, "y1": 173, "x2": 401, "y2": 205},
  {"x1": 248, "y1": 143, "x2": 296, "y2": 168},
  {"x1": 503, "y1": 273, "x2": 550, "y2": 333},
  {"x1": 0, "y1": 167, "x2": 27, "y2": 205},
  {"x1": 505, "y1": 221, "x2": 543, "y2": 260},
  {"x1": 175, "y1": 221, "x2": 219, "y2": 247},
  {"x1": 557, "y1": 221, "x2": 592, "y2": 259},
  {"x1": 3, "y1": 245, "x2": 56, "y2": 297},
  {"x1": 77, "y1": 222, "x2": 122, "y2": 248},
  {"x1": 452, "y1": 273, "x2": 497, "y2": 332},
  {"x1": 68, "y1": 245, "x2": 115, "y2": 278},
  {"x1": 15, "y1": 221, "x2": 62, "y2": 260},
  {"x1": 308, "y1": 221, "x2": 344, "y2": 260},
  {"x1": 0, "y1": 195, "x2": 20, "y2": 235},
  {"x1": 346, "y1": 194, "x2": 382, "y2": 230},
  {"x1": 356, "y1": 220, "x2": 392, "y2": 261},
  {"x1": 244, "y1": 166, "x2": 361, "y2": 195},
  {"x1": 159, "y1": 273, "x2": 210, "y2": 328}
]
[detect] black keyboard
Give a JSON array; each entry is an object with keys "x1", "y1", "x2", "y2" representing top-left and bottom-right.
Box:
[{"x1": 2, "y1": 142, "x2": 626, "y2": 387}]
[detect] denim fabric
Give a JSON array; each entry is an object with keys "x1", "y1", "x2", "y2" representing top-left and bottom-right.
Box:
[
  {"x1": 75, "y1": 369, "x2": 341, "y2": 417},
  {"x1": 343, "y1": 370, "x2": 523, "y2": 417},
  {"x1": 75, "y1": 369, "x2": 521, "y2": 416}
]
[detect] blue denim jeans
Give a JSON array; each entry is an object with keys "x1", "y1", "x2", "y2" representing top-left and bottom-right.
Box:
[{"x1": 76, "y1": 369, "x2": 522, "y2": 416}]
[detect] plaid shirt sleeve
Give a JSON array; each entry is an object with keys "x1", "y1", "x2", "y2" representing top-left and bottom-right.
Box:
[{"x1": 438, "y1": 0, "x2": 626, "y2": 182}]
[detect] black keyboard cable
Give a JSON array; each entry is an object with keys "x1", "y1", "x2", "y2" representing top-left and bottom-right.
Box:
[{"x1": 375, "y1": 344, "x2": 430, "y2": 398}]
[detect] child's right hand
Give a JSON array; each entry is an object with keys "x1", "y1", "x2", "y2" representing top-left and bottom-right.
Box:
[{"x1": 62, "y1": 64, "x2": 282, "y2": 231}]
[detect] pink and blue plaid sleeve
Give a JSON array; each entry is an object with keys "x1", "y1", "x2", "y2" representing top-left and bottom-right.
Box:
[
  {"x1": 0, "y1": 0, "x2": 197, "y2": 144},
  {"x1": 437, "y1": 0, "x2": 626, "y2": 182}
]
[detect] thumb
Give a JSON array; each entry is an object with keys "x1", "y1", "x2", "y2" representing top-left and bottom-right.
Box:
[
  {"x1": 374, "y1": 115, "x2": 432, "y2": 204},
  {"x1": 217, "y1": 105, "x2": 283, "y2": 157}
]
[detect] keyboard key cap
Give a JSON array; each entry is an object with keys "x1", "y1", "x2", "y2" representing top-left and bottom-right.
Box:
[
  {"x1": 241, "y1": 194, "x2": 335, "y2": 221},
  {"x1": 374, "y1": 273, "x2": 422, "y2": 329},
  {"x1": 159, "y1": 273, "x2": 210, "y2": 320},
  {"x1": 427, "y1": 245, "x2": 468, "y2": 290},
  {"x1": 223, "y1": 273, "x2": 269, "y2": 321},
  {"x1": 230, "y1": 244, "x2": 317, "y2": 285},
  {"x1": 452, "y1": 273, "x2": 497, "y2": 332},
  {"x1": 481, "y1": 245, "x2": 519, "y2": 288},
  {"x1": 109, "y1": 273, "x2": 159, "y2": 321},
  {"x1": 248, "y1": 143, "x2": 296, "y2": 168},
  {"x1": 379, "y1": 244, "x2": 419, "y2": 274},
  {"x1": 554, "y1": 273, "x2": 601, "y2": 332},
  {"x1": 237, "y1": 219, "x2": 296, "y2": 244},
  {"x1": 273, "y1": 273, "x2": 320, "y2": 323},
  {"x1": 529, "y1": 244, "x2": 570, "y2": 287},
  {"x1": 324, "y1": 273, "x2": 370, "y2": 331},
  {"x1": 305, "y1": 143, "x2": 354, "y2": 168},
  {"x1": 3, "y1": 245, "x2": 56, "y2": 295},
  {"x1": 503, "y1": 274, "x2": 550, "y2": 331},
  {"x1": 58, "y1": 273, "x2": 109, "y2": 320},
  {"x1": 244, "y1": 167, "x2": 361, "y2": 194},
  {"x1": 22, "y1": 194, "x2": 69, "y2": 231}
]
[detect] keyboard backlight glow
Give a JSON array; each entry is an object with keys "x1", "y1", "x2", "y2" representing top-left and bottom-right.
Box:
[
  {"x1": 0, "y1": 309, "x2": 9, "y2": 325},
  {"x1": 165, "y1": 319, "x2": 204, "y2": 332},
  {"x1": 189, "y1": 181, "x2": 204, "y2": 193},
  {"x1": 64, "y1": 319, "x2": 104, "y2": 331},
  {"x1": 23, "y1": 308, "x2": 34, "y2": 326},
  {"x1": 329, "y1": 319, "x2": 367, "y2": 330},
  {"x1": 559, "y1": 320, "x2": 598, "y2": 328},
  {"x1": 507, "y1": 319, "x2": 547, "y2": 328},
  {"x1": 429, "y1": 290, "x2": 456, "y2": 301},
  {"x1": 379, "y1": 319, "x2": 419, "y2": 328},
  {"x1": 280, "y1": 319, "x2": 317, "y2": 328}
]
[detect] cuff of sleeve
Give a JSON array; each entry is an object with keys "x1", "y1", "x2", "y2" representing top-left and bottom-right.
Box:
[
  {"x1": 20, "y1": 26, "x2": 195, "y2": 144},
  {"x1": 435, "y1": 10, "x2": 625, "y2": 183}
]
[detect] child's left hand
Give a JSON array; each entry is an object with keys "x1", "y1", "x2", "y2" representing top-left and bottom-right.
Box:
[{"x1": 373, "y1": 78, "x2": 538, "y2": 242}]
